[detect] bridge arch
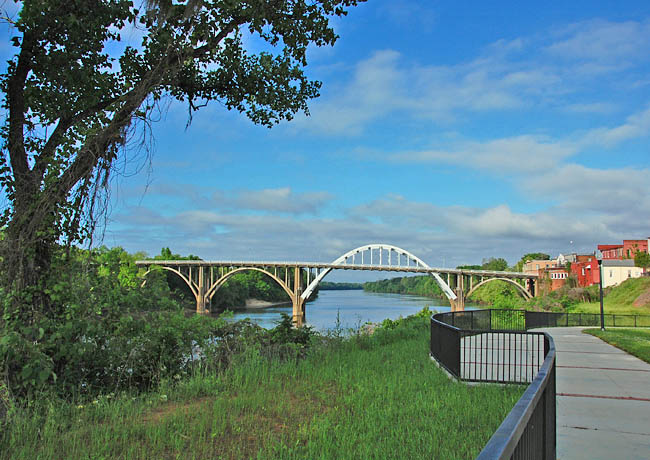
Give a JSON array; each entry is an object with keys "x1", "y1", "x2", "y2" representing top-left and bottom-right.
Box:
[
  {"x1": 204, "y1": 267, "x2": 294, "y2": 302},
  {"x1": 300, "y1": 243, "x2": 456, "y2": 301},
  {"x1": 466, "y1": 277, "x2": 533, "y2": 300},
  {"x1": 141, "y1": 266, "x2": 198, "y2": 297}
]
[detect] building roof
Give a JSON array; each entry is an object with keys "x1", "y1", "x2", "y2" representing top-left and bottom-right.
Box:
[
  {"x1": 602, "y1": 259, "x2": 636, "y2": 267},
  {"x1": 598, "y1": 244, "x2": 623, "y2": 250}
]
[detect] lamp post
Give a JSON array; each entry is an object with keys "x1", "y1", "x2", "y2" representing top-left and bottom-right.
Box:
[{"x1": 597, "y1": 256, "x2": 605, "y2": 331}]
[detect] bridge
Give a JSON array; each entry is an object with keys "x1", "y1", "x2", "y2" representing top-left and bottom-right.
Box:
[{"x1": 136, "y1": 244, "x2": 538, "y2": 326}]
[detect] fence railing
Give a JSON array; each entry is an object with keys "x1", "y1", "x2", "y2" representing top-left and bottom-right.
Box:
[
  {"x1": 525, "y1": 310, "x2": 650, "y2": 328},
  {"x1": 431, "y1": 310, "x2": 556, "y2": 459},
  {"x1": 431, "y1": 309, "x2": 650, "y2": 459}
]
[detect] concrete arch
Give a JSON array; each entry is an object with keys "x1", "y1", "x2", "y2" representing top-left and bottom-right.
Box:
[
  {"x1": 300, "y1": 243, "x2": 457, "y2": 301},
  {"x1": 205, "y1": 267, "x2": 294, "y2": 303},
  {"x1": 466, "y1": 277, "x2": 533, "y2": 300},
  {"x1": 141, "y1": 266, "x2": 198, "y2": 297}
]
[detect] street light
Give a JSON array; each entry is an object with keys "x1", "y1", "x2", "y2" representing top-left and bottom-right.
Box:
[{"x1": 597, "y1": 255, "x2": 605, "y2": 331}]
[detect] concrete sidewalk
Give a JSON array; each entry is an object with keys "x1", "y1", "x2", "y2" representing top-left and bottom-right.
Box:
[{"x1": 537, "y1": 327, "x2": 650, "y2": 460}]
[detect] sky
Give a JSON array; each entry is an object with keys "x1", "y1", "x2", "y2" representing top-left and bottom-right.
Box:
[{"x1": 2, "y1": 1, "x2": 650, "y2": 280}]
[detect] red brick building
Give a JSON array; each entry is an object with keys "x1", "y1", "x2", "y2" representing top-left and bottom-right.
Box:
[
  {"x1": 541, "y1": 266, "x2": 569, "y2": 291},
  {"x1": 570, "y1": 255, "x2": 600, "y2": 287},
  {"x1": 623, "y1": 239, "x2": 649, "y2": 258},
  {"x1": 598, "y1": 244, "x2": 623, "y2": 260},
  {"x1": 598, "y1": 239, "x2": 649, "y2": 260}
]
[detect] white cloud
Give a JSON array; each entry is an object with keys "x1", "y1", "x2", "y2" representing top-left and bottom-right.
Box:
[
  {"x1": 546, "y1": 19, "x2": 650, "y2": 65},
  {"x1": 232, "y1": 187, "x2": 333, "y2": 215},
  {"x1": 389, "y1": 135, "x2": 578, "y2": 174},
  {"x1": 581, "y1": 106, "x2": 650, "y2": 147},
  {"x1": 525, "y1": 164, "x2": 650, "y2": 215}
]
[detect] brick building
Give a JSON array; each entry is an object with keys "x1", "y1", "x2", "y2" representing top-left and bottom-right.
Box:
[
  {"x1": 598, "y1": 238, "x2": 649, "y2": 260},
  {"x1": 541, "y1": 266, "x2": 569, "y2": 292},
  {"x1": 570, "y1": 255, "x2": 600, "y2": 287}
]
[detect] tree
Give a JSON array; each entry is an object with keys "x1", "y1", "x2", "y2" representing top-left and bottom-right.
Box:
[
  {"x1": 0, "y1": 0, "x2": 362, "y2": 319},
  {"x1": 513, "y1": 252, "x2": 550, "y2": 272},
  {"x1": 635, "y1": 251, "x2": 650, "y2": 273},
  {"x1": 481, "y1": 257, "x2": 509, "y2": 271}
]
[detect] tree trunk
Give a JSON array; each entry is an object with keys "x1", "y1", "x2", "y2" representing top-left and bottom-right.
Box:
[{"x1": 1, "y1": 200, "x2": 57, "y2": 324}]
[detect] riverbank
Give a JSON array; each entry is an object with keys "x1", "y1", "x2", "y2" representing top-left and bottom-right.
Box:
[
  {"x1": 0, "y1": 313, "x2": 523, "y2": 460},
  {"x1": 244, "y1": 298, "x2": 291, "y2": 309}
]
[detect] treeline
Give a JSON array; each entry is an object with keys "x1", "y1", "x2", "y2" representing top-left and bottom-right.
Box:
[
  {"x1": 319, "y1": 282, "x2": 363, "y2": 290},
  {"x1": 364, "y1": 276, "x2": 445, "y2": 298}
]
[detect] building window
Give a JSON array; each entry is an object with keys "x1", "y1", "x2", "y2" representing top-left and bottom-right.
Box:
[
  {"x1": 610, "y1": 270, "x2": 613, "y2": 278},
  {"x1": 582, "y1": 268, "x2": 585, "y2": 276}
]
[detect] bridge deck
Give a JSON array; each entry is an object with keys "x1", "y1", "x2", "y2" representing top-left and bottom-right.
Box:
[{"x1": 135, "y1": 260, "x2": 537, "y2": 279}]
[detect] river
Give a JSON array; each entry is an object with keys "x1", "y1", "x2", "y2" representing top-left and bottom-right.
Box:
[{"x1": 224, "y1": 289, "x2": 474, "y2": 331}]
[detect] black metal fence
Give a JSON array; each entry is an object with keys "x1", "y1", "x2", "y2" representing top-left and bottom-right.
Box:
[
  {"x1": 431, "y1": 310, "x2": 555, "y2": 459},
  {"x1": 430, "y1": 309, "x2": 650, "y2": 459},
  {"x1": 525, "y1": 310, "x2": 650, "y2": 328}
]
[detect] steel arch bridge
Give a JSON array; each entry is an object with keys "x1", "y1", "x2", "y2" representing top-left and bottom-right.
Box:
[{"x1": 136, "y1": 243, "x2": 538, "y2": 326}]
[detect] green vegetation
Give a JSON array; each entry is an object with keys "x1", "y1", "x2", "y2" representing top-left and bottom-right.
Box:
[
  {"x1": 567, "y1": 277, "x2": 650, "y2": 315},
  {"x1": 468, "y1": 280, "x2": 524, "y2": 309},
  {"x1": 480, "y1": 257, "x2": 509, "y2": 271},
  {"x1": 584, "y1": 328, "x2": 650, "y2": 364},
  {"x1": 0, "y1": 313, "x2": 523, "y2": 460},
  {"x1": 364, "y1": 276, "x2": 445, "y2": 299},
  {"x1": 319, "y1": 282, "x2": 363, "y2": 290},
  {"x1": 0, "y1": 244, "x2": 305, "y2": 400},
  {"x1": 634, "y1": 251, "x2": 650, "y2": 271}
]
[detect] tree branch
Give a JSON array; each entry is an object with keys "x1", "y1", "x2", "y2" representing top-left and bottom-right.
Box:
[
  {"x1": 33, "y1": 94, "x2": 123, "y2": 180},
  {"x1": 6, "y1": 30, "x2": 36, "y2": 193}
]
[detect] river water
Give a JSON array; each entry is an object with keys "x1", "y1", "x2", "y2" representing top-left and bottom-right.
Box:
[{"x1": 225, "y1": 289, "x2": 470, "y2": 331}]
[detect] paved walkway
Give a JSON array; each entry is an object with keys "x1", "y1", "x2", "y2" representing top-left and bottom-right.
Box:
[{"x1": 537, "y1": 327, "x2": 650, "y2": 460}]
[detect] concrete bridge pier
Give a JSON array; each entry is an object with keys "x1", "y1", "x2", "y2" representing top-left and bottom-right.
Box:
[
  {"x1": 292, "y1": 266, "x2": 306, "y2": 327},
  {"x1": 452, "y1": 274, "x2": 466, "y2": 312},
  {"x1": 196, "y1": 266, "x2": 209, "y2": 314}
]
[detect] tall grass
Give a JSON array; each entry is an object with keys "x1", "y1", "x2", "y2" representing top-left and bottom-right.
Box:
[{"x1": 1, "y1": 316, "x2": 523, "y2": 460}]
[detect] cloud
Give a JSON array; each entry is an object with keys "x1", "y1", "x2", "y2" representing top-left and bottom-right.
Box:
[
  {"x1": 230, "y1": 187, "x2": 333, "y2": 215},
  {"x1": 294, "y1": 50, "x2": 407, "y2": 135},
  {"x1": 126, "y1": 183, "x2": 333, "y2": 216},
  {"x1": 389, "y1": 135, "x2": 578, "y2": 174},
  {"x1": 580, "y1": 106, "x2": 650, "y2": 147},
  {"x1": 546, "y1": 19, "x2": 650, "y2": 65},
  {"x1": 525, "y1": 164, "x2": 650, "y2": 215}
]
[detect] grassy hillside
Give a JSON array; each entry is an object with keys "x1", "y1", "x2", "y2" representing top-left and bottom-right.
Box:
[{"x1": 568, "y1": 277, "x2": 650, "y2": 315}]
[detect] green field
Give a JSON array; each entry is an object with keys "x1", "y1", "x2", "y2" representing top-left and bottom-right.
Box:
[
  {"x1": 1, "y1": 316, "x2": 523, "y2": 460},
  {"x1": 584, "y1": 328, "x2": 650, "y2": 364}
]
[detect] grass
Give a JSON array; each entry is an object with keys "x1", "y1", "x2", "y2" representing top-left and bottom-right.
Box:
[
  {"x1": 1, "y1": 317, "x2": 524, "y2": 460},
  {"x1": 584, "y1": 328, "x2": 650, "y2": 364},
  {"x1": 568, "y1": 277, "x2": 650, "y2": 316}
]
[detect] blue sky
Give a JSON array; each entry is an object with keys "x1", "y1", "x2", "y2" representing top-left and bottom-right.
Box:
[{"x1": 2, "y1": 1, "x2": 650, "y2": 278}]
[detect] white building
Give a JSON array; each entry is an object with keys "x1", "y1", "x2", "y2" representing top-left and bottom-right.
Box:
[{"x1": 602, "y1": 259, "x2": 644, "y2": 288}]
